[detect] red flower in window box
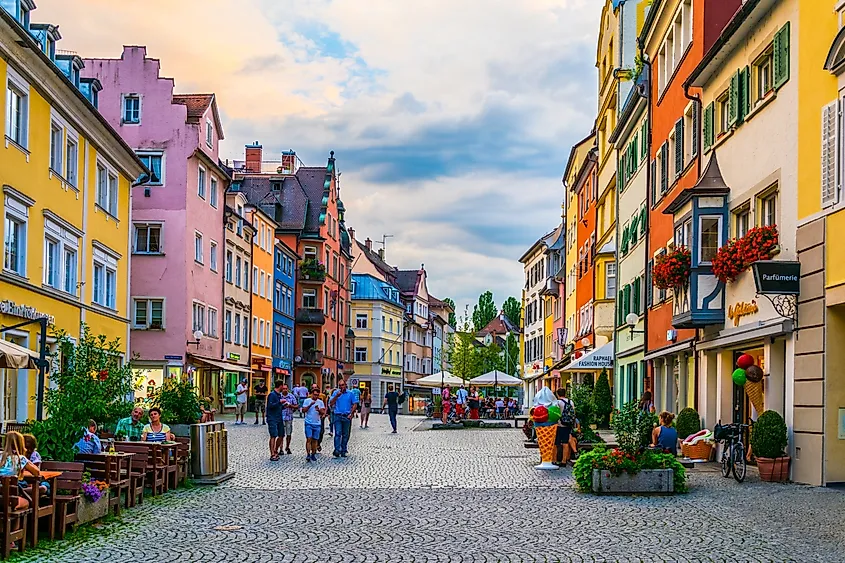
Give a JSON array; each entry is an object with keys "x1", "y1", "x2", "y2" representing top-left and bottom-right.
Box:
[
  {"x1": 711, "y1": 225, "x2": 779, "y2": 284},
  {"x1": 653, "y1": 247, "x2": 691, "y2": 290}
]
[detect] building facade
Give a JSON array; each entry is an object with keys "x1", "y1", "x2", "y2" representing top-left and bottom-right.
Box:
[
  {"x1": 246, "y1": 205, "x2": 276, "y2": 394},
  {"x1": 519, "y1": 235, "x2": 550, "y2": 384},
  {"x1": 272, "y1": 239, "x2": 296, "y2": 387},
  {"x1": 396, "y1": 268, "x2": 432, "y2": 389},
  {"x1": 0, "y1": 4, "x2": 145, "y2": 421}
]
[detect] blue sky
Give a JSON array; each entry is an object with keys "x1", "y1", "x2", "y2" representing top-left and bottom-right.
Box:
[{"x1": 40, "y1": 0, "x2": 601, "y2": 316}]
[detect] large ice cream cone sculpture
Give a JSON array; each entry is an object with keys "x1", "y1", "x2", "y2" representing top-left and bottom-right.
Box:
[
  {"x1": 745, "y1": 380, "x2": 764, "y2": 415},
  {"x1": 534, "y1": 424, "x2": 559, "y2": 470}
]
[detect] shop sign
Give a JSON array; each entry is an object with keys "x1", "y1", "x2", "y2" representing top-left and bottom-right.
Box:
[
  {"x1": 274, "y1": 367, "x2": 290, "y2": 375},
  {"x1": 253, "y1": 357, "x2": 265, "y2": 365},
  {"x1": 0, "y1": 300, "x2": 55, "y2": 325},
  {"x1": 381, "y1": 367, "x2": 391, "y2": 375},
  {"x1": 273, "y1": 358, "x2": 291, "y2": 370},
  {"x1": 227, "y1": 352, "x2": 241, "y2": 361},
  {"x1": 164, "y1": 355, "x2": 183, "y2": 361},
  {"x1": 349, "y1": 378, "x2": 359, "y2": 387},
  {"x1": 727, "y1": 300, "x2": 759, "y2": 327},
  {"x1": 752, "y1": 261, "x2": 800, "y2": 295}
]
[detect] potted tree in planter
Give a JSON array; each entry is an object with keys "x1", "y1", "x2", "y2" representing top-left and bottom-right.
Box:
[
  {"x1": 591, "y1": 370, "x2": 613, "y2": 429},
  {"x1": 149, "y1": 377, "x2": 202, "y2": 437},
  {"x1": 751, "y1": 410, "x2": 790, "y2": 482}
]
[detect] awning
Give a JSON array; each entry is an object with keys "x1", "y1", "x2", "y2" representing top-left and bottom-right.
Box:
[
  {"x1": 560, "y1": 341, "x2": 614, "y2": 372},
  {"x1": 413, "y1": 372, "x2": 464, "y2": 388},
  {"x1": 191, "y1": 356, "x2": 251, "y2": 374},
  {"x1": 696, "y1": 319, "x2": 793, "y2": 352},
  {"x1": 643, "y1": 339, "x2": 694, "y2": 361},
  {"x1": 0, "y1": 338, "x2": 41, "y2": 369},
  {"x1": 470, "y1": 371, "x2": 523, "y2": 387}
]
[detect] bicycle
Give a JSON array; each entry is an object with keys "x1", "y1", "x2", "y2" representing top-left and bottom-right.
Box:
[{"x1": 714, "y1": 422, "x2": 750, "y2": 483}]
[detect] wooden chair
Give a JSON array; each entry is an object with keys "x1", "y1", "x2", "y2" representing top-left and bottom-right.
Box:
[
  {"x1": 74, "y1": 454, "x2": 129, "y2": 516},
  {"x1": 19, "y1": 475, "x2": 55, "y2": 547},
  {"x1": 0, "y1": 476, "x2": 29, "y2": 559},
  {"x1": 114, "y1": 444, "x2": 165, "y2": 496},
  {"x1": 127, "y1": 458, "x2": 146, "y2": 507},
  {"x1": 41, "y1": 462, "x2": 82, "y2": 540},
  {"x1": 174, "y1": 438, "x2": 190, "y2": 486}
]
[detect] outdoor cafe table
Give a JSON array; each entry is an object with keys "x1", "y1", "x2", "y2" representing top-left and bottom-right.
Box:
[
  {"x1": 21, "y1": 469, "x2": 61, "y2": 547},
  {"x1": 114, "y1": 442, "x2": 178, "y2": 492}
]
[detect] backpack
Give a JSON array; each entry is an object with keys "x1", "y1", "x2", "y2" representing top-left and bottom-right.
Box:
[
  {"x1": 559, "y1": 399, "x2": 574, "y2": 427},
  {"x1": 398, "y1": 391, "x2": 406, "y2": 405}
]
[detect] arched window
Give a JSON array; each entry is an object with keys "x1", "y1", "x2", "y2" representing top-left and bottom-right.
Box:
[
  {"x1": 323, "y1": 331, "x2": 328, "y2": 355},
  {"x1": 331, "y1": 335, "x2": 336, "y2": 358},
  {"x1": 302, "y1": 331, "x2": 316, "y2": 352}
]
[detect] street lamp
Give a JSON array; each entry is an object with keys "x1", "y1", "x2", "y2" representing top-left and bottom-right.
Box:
[
  {"x1": 186, "y1": 330, "x2": 204, "y2": 348},
  {"x1": 625, "y1": 313, "x2": 645, "y2": 341}
]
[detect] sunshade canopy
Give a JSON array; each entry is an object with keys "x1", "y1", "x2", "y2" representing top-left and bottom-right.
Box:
[
  {"x1": 414, "y1": 372, "x2": 464, "y2": 388},
  {"x1": 470, "y1": 371, "x2": 523, "y2": 386},
  {"x1": 0, "y1": 338, "x2": 40, "y2": 369}
]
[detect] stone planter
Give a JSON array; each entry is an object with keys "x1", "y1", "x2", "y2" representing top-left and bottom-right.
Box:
[
  {"x1": 757, "y1": 456, "x2": 790, "y2": 482},
  {"x1": 78, "y1": 495, "x2": 109, "y2": 524},
  {"x1": 591, "y1": 469, "x2": 674, "y2": 494},
  {"x1": 461, "y1": 420, "x2": 482, "y2": 428}
]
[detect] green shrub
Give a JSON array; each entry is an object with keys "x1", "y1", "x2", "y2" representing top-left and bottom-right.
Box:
[
  {"x1": 591, "y1": 369, "x2": 613, "y2": 428},
  {"x1": 570, "y1": 383, "x2": 595, "y2": 427},
  {"x1": 572, "y1": 445, "x2": 688, "y2": 493},
  {"x1": 750, "y1": 410, "x2": 788, "y2": 459},
  {"x1": 611, "y1": 400, "x2": 655, "y2": 455},
  {"x1": 150, "y1": 377, "x2": 202, "y2": 425},
  {"x1": 675, "y1": 407, "x2": 701, "y2": 442}
]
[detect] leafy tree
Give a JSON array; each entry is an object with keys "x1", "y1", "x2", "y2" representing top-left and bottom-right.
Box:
[
  {"x1": 30, "y1": 325, "x2": 137, "y2": 461},
  {"x1": 475, "y1": 342, "x2": 504, "y2": 376},
  {"x1": 503, "y1": 333, "x2": 520, "y2": 376},
  {"x1": 592, "y1": 369, "x2": 613, "y2": 429},
  {"x1": 451, "y1": 317, "x2": 480, "y2": 381},
  {"x1": 443, "y1": 297, "x2": 457, "y2": 328},
  {"x1": 149, "y1": 378, "x2": 203, "y2": 425},
  {"x1": 472, "y1": 291, "x2": 497, "y2": 332},
  {"x1": 502, "y1": 296, "x2": 522, "y2": 328}
]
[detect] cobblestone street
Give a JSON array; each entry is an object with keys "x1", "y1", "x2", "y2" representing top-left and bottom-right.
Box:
[{"x1": 17, "y1": 414, "x2": 845, "y2": 562}]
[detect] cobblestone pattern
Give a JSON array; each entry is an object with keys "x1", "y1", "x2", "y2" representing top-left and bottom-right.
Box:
[{"x1": 16, "y1": 413, "x2": 845, "y2": 563}]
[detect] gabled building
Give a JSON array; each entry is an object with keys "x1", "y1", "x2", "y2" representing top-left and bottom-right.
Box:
[
  {"x1": 395, "y1": 267, "x2": 433, "y2": 411},
  {"x1": 245, "y1": 204, "x2": 278, "y2": 394},
  {"x1": 429, "y1": 296, "x2": 454, "y2": 376},
  {"x1": 271, "y1": 238, "x2": 297, "y2": 387},
  {"x1": 519, "y1": 232, "x2": 553, "y2": 384}
]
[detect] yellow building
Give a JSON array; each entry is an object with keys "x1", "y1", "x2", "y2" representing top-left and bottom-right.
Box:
[
  {"x1": 0, "y1": 5, "x2": 145, "y2": 422},
  {"x1": 246, "y1": 205, "x2": 276, "y2": 392}
]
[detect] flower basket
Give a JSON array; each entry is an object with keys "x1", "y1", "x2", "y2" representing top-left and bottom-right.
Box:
[
  {"x1": 681, "y1": 441, "x2": 713, "y2": 461},
  {"x1": 712, "y1": 226, "x2": 779, "y2": 284},
  {"x1": 757, "y1": 456, "x2": 790, "y2": 482},
  {"x1": 653, "y1": 247, "x2": 691, "y2": 290},
  {"x1": 78, "y1": 494, "x2": 109, "y2": 524}
]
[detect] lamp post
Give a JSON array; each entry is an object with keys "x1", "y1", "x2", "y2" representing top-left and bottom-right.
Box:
[
  {"x1": 186, "y1": 330, "x2": 204, "y2": 349},
  {"x1": 625, "y1": 313, "x2": 645, "y2": 340}
]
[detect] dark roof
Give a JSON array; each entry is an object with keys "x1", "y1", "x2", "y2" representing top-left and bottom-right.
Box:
[
  {"x1": 172, "y1": 94, "x2": 213, "y2": 122},
  {"x1": 356, "y1": 240, "x2": 396, "y2": 282},
  {"x1": 395, "y1": 270, "x2": 421, "y2": 295},
  {"x1": 295, "y1": 167, "x2": 329, "y2": 234},
  {"x1": 477, "y1": 314, "x2": 517, "y2": 337}
]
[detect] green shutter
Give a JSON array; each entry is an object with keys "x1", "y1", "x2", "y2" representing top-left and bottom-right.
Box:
[
  {"x1": 618, "y1": 155, "x2": 624, "y2": 191},
  {"x1": 728, "y1": 70, "x2": 739, "y2": 127},
  {"x1": 703, "y1": 102, "x2": 714, "y2": 152},
  {"x1": 621, "y1": 225, "x2": 630, "y2": 256},
  {"x1": 650, "y1": 159, "x2": 657, "y2": 206},
  {"x1": 674, "y1": 119, "x2": 684, "y2": 177},
  {"x1": 632, "y1": 277, "x2": 641, "y2": 316},
  {"x1": 633, "y1": 132, "x2": 639, "y2": 167},
  {"x1": 739, "y1": 66, "x2": 750, "y2": 123},
  {"x1": 640, "y1": 206, "x2": 648, "y2": 238},
  {"x1": 623, "y1": 285, "x2": 631, "y2": 317},
  {"x1": 660, "y1": 142, "x2": 668, "y2": 194},
  {"x1": 646, "y1": 260, "x2": 654, "y2": 308},
  {"x1": 641, "y1": 120, "x2": 648, "y2": 160},
  {"x1": 691, "y1": 101, "x2": 699, "y2": 157},
  {"x1": 617, "y1": 291, "x2": 625, "y2": 326},
  {"x1": 774, "y1": 22, "x2": 790, "y2": 90}
]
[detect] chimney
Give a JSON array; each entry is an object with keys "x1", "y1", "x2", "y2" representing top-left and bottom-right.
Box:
[
  {"x1": 365, "y1": 238, "x2": 372, "y2": 251},
  {"x1": 348, "y1": 228, "x2": 355, "y2": 241},
  {"x1": 245, "y1": 141, "x2": 262, "y2": 173},
  {"x1": 281, "y1": 150, "x2": 296, "y2": 174},
  {"x1": 378, "y1": 248, "x2": 385, "y2": 260}
]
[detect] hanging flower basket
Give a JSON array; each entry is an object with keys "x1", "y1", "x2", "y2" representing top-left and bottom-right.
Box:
[
  {"x1": 653, "y1": 247, "x2": 691, "y2": 290},
  {"x1": 711, "y1": 225, "x2": 779, "y2": 284},
  {"x1": 712, "y1": 238, "x2": 745, "y2": 284}
]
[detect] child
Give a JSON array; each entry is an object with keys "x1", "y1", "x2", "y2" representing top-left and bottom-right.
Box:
[
  {"x1": 0, "y1": 432, "x2": 39, "y2": 507},
  {"x1": 74, "y1": 420, "x2": 103, "y2": 454},
  {"x1": 23, "y1": 434, "x2": 48, "y2": 496},
  {"x1": 200, "y1": 397, "x2": 217, "y2": 423}
]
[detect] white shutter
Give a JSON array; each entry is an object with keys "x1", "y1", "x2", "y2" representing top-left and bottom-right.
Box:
[{"x1": 822, "y1": 100, "x2": 839, "y2": 208}]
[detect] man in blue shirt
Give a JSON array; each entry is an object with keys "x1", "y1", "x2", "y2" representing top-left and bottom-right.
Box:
[
  {"x1": 329, "y1": 379, "x2": 358, "y2": 457},
  {"x1": 266, "y1": 380, "x2": 285, "y2": 461}
]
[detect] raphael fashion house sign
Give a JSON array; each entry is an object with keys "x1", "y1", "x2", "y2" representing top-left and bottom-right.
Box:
[{"x1": 752, "y1": 261, "x2": 800, "y2": 295}]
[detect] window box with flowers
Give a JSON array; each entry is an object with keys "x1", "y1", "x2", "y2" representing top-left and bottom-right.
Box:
[
  {"x1": 712, "y1": 225, "x2": 779, "y2": 284},
  {"x1": 299, "y1": 258, "x2": 327, "y2": 281},
  {"x1": 653, "y1": 247, "x2": 692, "y2": 290}
]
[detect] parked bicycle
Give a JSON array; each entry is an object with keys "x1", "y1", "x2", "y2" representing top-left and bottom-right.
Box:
[{"x1": 714, "y1": 422, "x2": 750, "y2": 483}]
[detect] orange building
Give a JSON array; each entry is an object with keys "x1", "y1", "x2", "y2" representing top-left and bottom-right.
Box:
[{"x1": 574, "y1": 148, "x2": 599, "y2": 356}]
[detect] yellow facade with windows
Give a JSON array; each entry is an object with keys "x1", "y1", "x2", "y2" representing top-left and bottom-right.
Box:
[
  {"x1": 247, "y1": 206, "x2": 275, "y2": 391},
  {"x1": 0, "y1": 9, "x2": 145, "y2": 422}
]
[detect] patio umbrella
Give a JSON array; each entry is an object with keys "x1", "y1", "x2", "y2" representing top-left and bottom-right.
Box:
[
  {"x1": 470, "y1": 371, "x2": 523, "y2": 387},
  {"x1": 414, "y1": 372, "x2": 464, "y2": 388},
  {"x1": 0, "y1": 338, "x2": 39, "y2": 369}
]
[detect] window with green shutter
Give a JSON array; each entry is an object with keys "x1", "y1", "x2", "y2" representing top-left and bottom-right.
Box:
[
  {"x1": 640, "y1": 206, "x2": 648, "y2": 239},
  {"x1": 674, "y1": 119, "x2": 684, "y2": 177},
  {"x1": 728, "y1": 70, "x2": 739, "y2": 127},
  {"x1": 650, "y1": 160, "x2": 657, "y2": 207},
  {"x1": 621, "y1": 224, "x2": 630, "y2": 256},
  {"x1": 641, "y1": 120, "x2": 648, "y2": 160},
  {"x1": 646, "y1": 260, "x2": 654, "y2": 308},
  {"x1": 739, "y1": 66, "x2": 750, "y2": 123},
  {"x1": 618, "y1": 155, "x2": 625, "y2": 191},
  {"x1": 630, "y1": 213, "x2": 639, "y2": 245},
  {"x1": 691, "y1": 102, "x2": 699, "y2": 158},
  {"x1": 703, "y1": 102, "x2": 714, "y2": 152},
  {"x1": 633, "y1": 132, "x2": 639, "y2": 167},
  {"x1": 773, "y1": 22, "x2": 790, "y2": 90},
  {"x1": 617, "y1": 290, "x2": 625, "y2": 326},
  {"x1": 632, "y1": 277, "x2": 641, "y2": 315},
  {"x1": 660, "y1": 142, "x2": 669, "y2": 194},
  {"x1": 623, "y1": 285, "x2": 631, "y2": 318}
]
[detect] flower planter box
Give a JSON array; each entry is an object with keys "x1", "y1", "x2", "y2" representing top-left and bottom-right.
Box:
[
  {"x1": 592, "y1": 469, "x2": 674, "y2": 494},
  {"x1": 757, "y1": 456, "x2": 790, "y2": 482},
  {"x1": 78, "y1": 495, "x2": 109, "y2": 525}
]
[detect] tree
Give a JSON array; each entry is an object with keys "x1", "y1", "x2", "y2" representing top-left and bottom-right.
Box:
[
  {"x1": 443, "y1": 297, "x2": 457, "y2": 328},
  {"x1": 451, "y1": 317, "x2": 480, "y2": 381},
  {"x1": 502, "y1": 296, "x2": 522, "y2": 328},
  {"x1": 472, "y1": 291, "x2": 497, "y2": 332},
  {"x1": 592, "y1": 369, "x2": 613, "y2": 429},
  {"x1": 503, "y1": 333, "x2": 519, "y2": 376},
  {"x1": 475, "y1": 342, "x2": 504, "y2": 376}
]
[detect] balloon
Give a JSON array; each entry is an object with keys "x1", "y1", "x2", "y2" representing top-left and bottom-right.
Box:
[
  {"x1": 547, "y1": 404, "x2": 561, "y2": 424},
  {"x1": 532, "y1": 404, "x2": 549, "y2": 423},
  {"x1": 745, "y1": 365, "x2": 764, "y2": 383},
  {"x1": 736, "y1": 354, "x2": 755, "y2": 370},
  {"x1": 732, "y1": 368, "x2": 747, "y2": 386}
]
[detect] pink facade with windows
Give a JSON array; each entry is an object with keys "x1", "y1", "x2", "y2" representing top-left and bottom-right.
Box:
[{"x1": 82, "y1": 46, "x2": 228, "y2": 402}]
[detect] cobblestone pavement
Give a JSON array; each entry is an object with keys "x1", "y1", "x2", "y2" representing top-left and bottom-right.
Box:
[{"x1": 16, "y1": 413, "x2": 845, "y2": 562}]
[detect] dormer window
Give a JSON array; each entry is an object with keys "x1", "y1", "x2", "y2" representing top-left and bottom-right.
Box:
[
  {"x1": 206, "y1": 120, "x2": 213, "y2": 147},
  {"x1": 122, "y1": 94, "x2": 140, "y2": 124},
  {"x1": 271, "y1": 181, "x2": 282, "y2": 191}
]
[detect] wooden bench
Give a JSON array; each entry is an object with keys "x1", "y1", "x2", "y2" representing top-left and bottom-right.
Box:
[
  {"x1": 19, "y1": 470, "x2": 59, "y2": 547},
  {"x1": 174, "y1": 438, "x2": 191, "y2": 485},
  {"x1": 0, "y1": 476, "x2": 29, "y2": 559},
  {"x1": 75, "y1": 454, "x2": 131, "y2": 516},
  {"x1": 40, "y1": 462, "x2": 82, "y2": 541},
  {"x1": 514, "y1": 416, "x2": 529, "y2": 428},
  {"x1": 114, "y1": 444, "x2": 166, "y2": 496}
]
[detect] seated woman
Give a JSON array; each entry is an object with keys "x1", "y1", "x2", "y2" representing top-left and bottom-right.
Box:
[
  {"x1": 0, "y1": 431, "x2": 40, "y2": 510},
  {"x1": 74, "y1": 420, "x2": 103, "y2": 454},
  {"x1": 142, "y1": 407, "x2": 175, "y2": 442},
  {"x1": 651, "y1": 411, "x2": 678, "y2": 455},
  {"x1": 200, "y1": 396, "x2": 217, "y2": 423}
]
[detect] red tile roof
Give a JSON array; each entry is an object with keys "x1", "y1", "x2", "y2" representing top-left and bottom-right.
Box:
[{"x1": 172, "y1": 94, "x2": 214, "y2": 122}]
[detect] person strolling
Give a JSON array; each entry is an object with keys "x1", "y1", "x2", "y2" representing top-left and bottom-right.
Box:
[
  {"x1": 440, "y1": 385, "x2": 452, "y2": 424},
  {"x1": 302, "y1": 387, "x2": 326, "y2": 462},
  {"x1": 266, "y1": 380, "x2": 285, "y2": 461},
  {"x1": 279, "y1": 384, "x2": 298, "y2": 455},
  {"x1": 253, "y1": 380, "x2": 268, "y2": 425},
  {"x1": 554, "y1": 388, "x2": 576, "y2": 467},
  {"x1": 329, "y1": 380, "x2": 358, "y2": 458},
  {"x1": 455, "y1": 384, "x2": 468, "y2": 420},
  {"x1": 294, "y1": 383, "x2": 309, "y2": 418},
  {"x1": 234, "y1": 378, "x2": 249, "y2": 425},
  {"x1": 359, "y1": 388, "x2": 372, "y2": 429},
  {"x1": 652, "y1": 411, "x2": 678, "y2": 455},
  {"x1": 382, "y1": 387, "x2": 402, "y2": 433}
]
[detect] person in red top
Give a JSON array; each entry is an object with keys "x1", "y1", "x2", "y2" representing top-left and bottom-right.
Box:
[{"x1": 441, "y1": 385, "x2": 452, "y2": 424}]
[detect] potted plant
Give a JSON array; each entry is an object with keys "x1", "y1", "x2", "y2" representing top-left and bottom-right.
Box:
[
  {"x1": 751, "y1": 410, "x2": 790, "y2": 482},
  {"x1": 300, "y1": 258, "x2": 327, "y2": 281},
  {"x1": 149, "y1": 377, "x2": 202, "y2": 437},
  {"x1": 653, "y1": 246, "x2": 691, "y2": 290},
  {"x1": 675, "y1": 407, "x2": 711, "y2": 459},
  {"x1": 712, "y1": 225, "x2": 779, "y2": 284},
  {"x1": 591, "y1": 370, "x2": 613, "y2": 429},
  {"x1": 78, "y1": 476, "x2": 109, "y2": 524}
]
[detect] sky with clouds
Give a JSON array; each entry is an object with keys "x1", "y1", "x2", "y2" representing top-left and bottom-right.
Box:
[{"x1": 39, "y1": 0, "x2": 601, "y2": 316}]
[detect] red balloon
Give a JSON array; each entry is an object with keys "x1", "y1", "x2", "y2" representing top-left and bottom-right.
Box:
[
  {"x1": 736, "y1": 354, "x2": 755, "y2": 370},
  {"x1": 532, "y1": 404, "x2": 549, "y2": 423}
]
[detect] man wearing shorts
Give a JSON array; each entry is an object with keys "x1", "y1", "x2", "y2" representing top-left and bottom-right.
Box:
[
  {"x1": 294, "y1": 384, "x2": 309, "y2": 417},
  {"x1": 266, "y1": 380, "x2": 285, "y2": 461},
  {"x1": 234, "y1": 378, "x2": 249, "y2": 424},
  {"x1": 253, "y1": 380, "x2": 268, "y2": 425},
  {"x1": 280, "y1": 384, "x2": 298, "y2": 454},
  {"x1": 554, "y1": 388, "x2": 575, "y2": 467},
  {"x1": 302, "y1": 387, "x2": 326, "y2": 462}
]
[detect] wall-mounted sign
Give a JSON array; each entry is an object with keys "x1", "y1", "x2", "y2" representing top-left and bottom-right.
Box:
[
  {"x1": 752, "y1": 261, "x2": 800, "y2": 295},
  {"x1": 253, "y1": 357, "x2": 265, "y2": 365},
  {"x1": 0, "y1": 300, "x2": 55, "y2": 325},
  {"x1": 349, "y1": 378, "x2": 359, "y2": 387},
  {"x1": 727, "y1": 300, "x2": 759, "y2": 327},
  {"x1": 227, "y1": 352, "x2": 241, "y2": 361},
  {"x1": 164, "y1": 355, "x2": 183, "y2": 361}
]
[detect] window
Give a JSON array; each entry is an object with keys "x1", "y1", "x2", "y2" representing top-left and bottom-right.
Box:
[
  {"x1": 675, "y1": 220, "x2": 692, "y2": 249},
  {"x1": 206, "y1": 120, "x2": 213, "y2": 147},
  {"x1": 134, "y1": 298, "x2": 164, "y2": 329},
  {"x1": 208, "y1": 308, "x2": 218, "y2": 338},
  {"x1": 253, "y1": 317, "x2": 259, "y2": 345},
  {"x1": 734, "y1": 205, "x2": 751, "y2": 238},
  {"x1": 389, "y1": 318, "x2": 394, "y2": 333},
  {"x1": 243, "y1": 259, "x2": 249, "y2": 290},
  {"x1": 210, "y1": 177, "x2": 218, "y2": 208},
  {"x1": 753, "y1": 47, "x2": 774, "y2": 103},
  {"x1": 134, "y1": 224, "x2": 162, "y2": 254},
  {"x1": 236, "y1": 205, "x2": 244, "y2": 236},
  {"x1": 253, "y1": 266, "x2": 259, "y2": 295},
  {"x1": 266, "y1": 273, "x2": 272, "y2": 301},
  {"x1": 302, "y1": 331, "x2": 317, "y2": 352},
  {"x1": 43, "y1": 218, "x2": 79, "y2": 293},
  {"x1": 699, "y1": 216, "x2": 721, "y2": 263},
  {"x1": 96, "y1": 164, "x2": 119, "y2": 216},
  {"x1": 235, "y1": 256, "x2": 242, "y2": 287},
  {"x1": 194, "y1": 232, "x2": 203, "y2": 264},
  {"x1": 50, "y1": 122, "x2": 63, "y2": 173},
  {"x1": 197, "y1": 166, "x2": 206, "y2": 199},
  {"x1": 606, "y1": 262, "x2": 617, "y2": 298},
  {"x1": 136, "y1": 152, "x2": 163, "y2": 185},
  {"x1": 92, "y1": 247, "x2": 118, "y2": 309},
  {"x1": 759, "y1": 189, "x2": 778, "y2": 227},
  {"x1": 717, "y1": 92, "x2": 730, "y2": 135},
  {"x1": 356, "y1": 313, "x2": 368, "y2": 329},
  {"x1": 303, "y1": 289, "x2": 317, "y2": 309},
  {"x1": 122, "y1": 94, "x2": 140, "y2": 124},
  {"x1": 355, "y1": 347, "x2": 367, "y2": 363},
  {"x1": 225, "y1": 310, "x2": 232, "y2": 342},
  {"x1": 210, "y1": 241, "x2": 218, "y2": 271},
  {"x1": 234, "y1": 314, "x2": 241, "y2": 345},
  {"x1": 274, "y1": 281, "x2": 282, "y2": 310},
  {"x1": 225, "y1": 250, "x2": 233, "y2": 282},
  {"x1": 243, "y1": 318, "x2": 248, "y2": 346},
  {"x1": 66, "y1": 138, "x2": 78, "y2": 187},
  {"x1": 3, "y1": 197, "x2": 27, "y2": 276},
  {"x1": 382, "y1": 316, "x2": 386, "y2": 331},
  {"x1": 6, "y1": 76, "x2": 29, "y2": 147},
  {"x1": 44, "y1": 237, "x2": 58, "y2": 287},
  {"x1": 63, "y1": 246, "x2": 77, "y2": 295},
  {"x1": 304, "y1": 246, "x2": 317, "y2": 262}
]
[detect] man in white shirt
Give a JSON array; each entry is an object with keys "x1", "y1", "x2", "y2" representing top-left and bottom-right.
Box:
[
  {"x1": 455, "y1": 385, "x2": 469, "y2": 420},
  {"x1": 235, "y1": 378, "x2": 249, "y2": 425},
  {"x1": 294, "y1": 384, "x2": 309, "y2": 417}
]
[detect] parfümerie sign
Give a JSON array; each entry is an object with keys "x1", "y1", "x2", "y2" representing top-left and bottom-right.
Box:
[
  {"x1": 0, "y1": 300, "x2": 55, "y2": 325},
  {"x1": 752, "y1": 261, "x2": 801, "y2": 295}
]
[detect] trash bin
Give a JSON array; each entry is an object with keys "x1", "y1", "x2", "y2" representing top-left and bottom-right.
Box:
[{"x1": 190, "y1": 422, "x2": 214, "y2": 477}]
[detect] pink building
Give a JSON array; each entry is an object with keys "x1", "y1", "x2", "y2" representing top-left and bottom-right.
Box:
[{"x1": 82, "y1": 46, "x2": 236, "y2": 405}]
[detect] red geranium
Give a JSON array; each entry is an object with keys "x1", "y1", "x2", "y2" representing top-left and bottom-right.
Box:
[
  {"x1": 711, "y1": 225, "x2": 778, "y2": 284},
  {"x1": 653, "y1": 247, "x2": 691, "y2": 290}
]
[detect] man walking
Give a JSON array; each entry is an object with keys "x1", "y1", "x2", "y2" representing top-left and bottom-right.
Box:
[
  {"x1": 455, "y1": 384, "x2": 468, "y2": 420},
  {"x1": 382, "y1": 387, "x2": 402, "y2": 433},
  {"x1": 235, "y1": 378, "x2": 249, "y2": 425},
  {"x1": 254, "y1": 380, "x2": 268, "y2": 425},
  {"x1": 554, "y1": 388, "x2": 576, "y2": 467},
  {"x1": 266, "y1": 380, "x2": 285, "y2": 461},
  {"x1": 294, "y1": 383, "x2": 309, "y2": 418},
  {"x1": 279, "y1": 384, "x2": 298, "y2": 454},
  {"x1": 329, "y1": 380, "x2": 358, "y2": 457},
  {"x1": 302, "y1": 387, "x2": 326, "y2": 462}
]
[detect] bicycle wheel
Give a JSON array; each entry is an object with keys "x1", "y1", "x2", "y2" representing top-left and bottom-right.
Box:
[
  {"x1": 732, "y1": 442, "x2": 747, "y2": 483},
  {"x1": 720, "y1": 443, "x2": 732, "y2": 478}
]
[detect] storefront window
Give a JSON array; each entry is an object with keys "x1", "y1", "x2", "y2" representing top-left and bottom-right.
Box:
[
  {"x1": 223, "y1": 372, "x2": 238, "y2": 407},
  {"x1": 132, "y1": 367, "x2": 164, "y2": 404}
]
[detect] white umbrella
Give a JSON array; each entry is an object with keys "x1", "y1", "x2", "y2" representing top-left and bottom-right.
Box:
[
  {"x1": 414, "y1": 372, "x2": 464, "y2": 388},
  {"x1": 470, "y1": 371, "x2": 523, "y2": 387}
]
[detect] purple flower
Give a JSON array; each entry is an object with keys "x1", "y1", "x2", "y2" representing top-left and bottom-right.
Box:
[{"x1": 82, "y1": 481, "x2": 102, "y2": 503}]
